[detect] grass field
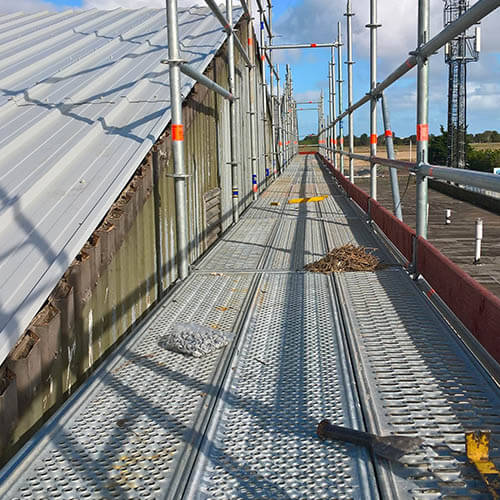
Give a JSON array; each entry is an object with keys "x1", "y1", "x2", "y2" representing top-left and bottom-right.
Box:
[{"x1": 469, "y1": 142, "x2": 500, "y2": 150}]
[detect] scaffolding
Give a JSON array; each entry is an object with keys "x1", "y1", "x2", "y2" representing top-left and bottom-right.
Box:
[
  {"x1": 320, "y1": 0, "x2": 500, "y2": 263},
  {"x1": 2, "y1": 1, "x2": 500, "y2": 497}
]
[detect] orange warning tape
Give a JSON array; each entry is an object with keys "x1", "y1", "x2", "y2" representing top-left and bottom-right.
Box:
[
  {"x1": 370, "y1": 134, "x2": 377, "y2": 145},
  {"x1": 417, "y1": 123, "x2": 429, "y2": 141},
  {"x1": 172, "y1": 124, "x2": 184, "y2": 141}
]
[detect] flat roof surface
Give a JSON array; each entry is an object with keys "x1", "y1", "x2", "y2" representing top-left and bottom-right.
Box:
[
  {"x1": 356, "y1": 174, "x2": 500, "y2": 297},
  {"x1": 0, "y1": 7, "x2": 240, "y2": 365}
]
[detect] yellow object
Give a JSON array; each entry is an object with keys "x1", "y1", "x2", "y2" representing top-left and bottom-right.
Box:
[
  {"x1": 287, "y1": 195, "x2": 328, "y2": 204},
  {"x1": 270, "y1": 202, "x2": 280, "y2": 206},
  {"x1": 466, "y1": 430, "x2": 500, "y2": 497}
]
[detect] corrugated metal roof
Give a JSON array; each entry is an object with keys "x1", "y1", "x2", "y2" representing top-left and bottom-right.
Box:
[{"x1": 0, "y1": 6, "x2": 241, "y2": 365}]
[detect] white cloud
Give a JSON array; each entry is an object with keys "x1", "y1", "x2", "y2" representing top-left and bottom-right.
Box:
[
  {"x1": 0, "y1": 0, "x2": 60, "y2": 12},
  {"x1": 295, "y1": 89, "x2": 321, "y2": 102},
  {"x1": 275, "y1": 0, "x2": 499, "y2": 69}
]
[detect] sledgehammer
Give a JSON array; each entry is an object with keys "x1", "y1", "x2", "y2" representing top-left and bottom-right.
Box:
[{"x1": 317, "y1": 420, "x2": 423, "y2": 462}]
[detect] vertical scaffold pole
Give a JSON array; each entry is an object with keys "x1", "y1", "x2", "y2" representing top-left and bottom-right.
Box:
[
  {"x1": 380, "y1": 92, "x2": 403, "y2": 221},
  {"x1": 247, "y1": 6, "x2": 258, "y2": 200},
  {"x1": 226, "y1": 0, "x2": 239, "y2": 222},
  {"x1": 416, "y1": 0, "x2": 430, "y2": 241},
  {"x1": 328, "y1": 64, "x2": 333, "y2": 159},
  {"x1": 283, "y1": 70, "x2": 287, "y2": 167},
  {"x1": 277, "y1": 65, "x2": 284, "y2": 169},
  {"x1": 285, "y1": 64, "x2": 291, "y2": 165},
  {"x1": 165, "y1": 0, "x2": 189, "y2": 280},
  {"x1": 268, "y1": 2, "x2": 277, "y2": 178},
  {"x1": 368, "y1": 0, "x2": 379, "y2": 200},
  {"x1": 259, "y1": 8, "x2": 269, "y2": 182},
  {"x1": 293, "y1": 100, "x2": 299, "y2": 155},
  {"x1": 319, "y1": 90, "x2": 324, "y2": 155},
  {"x1": 345, "y1": 0, "x2": 355, "y2": 183},
  {"x1": 331, "y1": 46, "x2": 337, "y2": 169},
  {"x1": 337, "y1": 21, "x2": 344, "y2": 175}
]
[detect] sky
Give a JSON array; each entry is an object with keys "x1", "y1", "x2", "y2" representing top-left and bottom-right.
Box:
[{"x1": 1, "y1": 0, "x2": 499, "y2": 138}]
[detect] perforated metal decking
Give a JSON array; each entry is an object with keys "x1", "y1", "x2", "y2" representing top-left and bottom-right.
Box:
[{"x1": 1, "y1": 156, "x2": 500, "y2": 499}]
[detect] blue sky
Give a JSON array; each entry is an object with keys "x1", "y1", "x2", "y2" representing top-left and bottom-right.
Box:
[{"x1": 3, "y1": 0, "x2": 500, "y2": 138}]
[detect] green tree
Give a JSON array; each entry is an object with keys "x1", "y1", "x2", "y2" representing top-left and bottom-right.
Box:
[
  {"x1": 359, "y1": 133, "x2": 369, "y2": 146},
  {"x1": 468, "y1": 149, "x2": 500, "y2": 172},
  {"x1": 428, "y1": 126, "x2": 448, "y2": 165}
]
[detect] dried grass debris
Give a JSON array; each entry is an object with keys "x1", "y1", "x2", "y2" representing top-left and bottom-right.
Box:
[{"x1": 305, "y1": 244, "x2": 384, "y2": 273}]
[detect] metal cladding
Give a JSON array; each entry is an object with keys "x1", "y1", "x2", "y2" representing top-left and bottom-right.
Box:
[{"x1": 0, "y1": 7, "x2": 243, "y2": 366}]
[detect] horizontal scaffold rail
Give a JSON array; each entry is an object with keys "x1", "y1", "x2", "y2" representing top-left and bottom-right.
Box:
[
  {"x1": 265, "y1": 42, "x2": 338, "y2": 50},
  {"x1": 323, "y1": 148, "x2": 500, "y2": 194}
]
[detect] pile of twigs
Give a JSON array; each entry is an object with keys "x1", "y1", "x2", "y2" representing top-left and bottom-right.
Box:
[{"x1": 305, "y1": 244, "x2": 383, "y2": 273}]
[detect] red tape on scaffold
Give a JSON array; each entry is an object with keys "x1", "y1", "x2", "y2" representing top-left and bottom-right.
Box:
[
  {"x1": 417, "y1": 124, "x2": 429, "y2": 142},
  {"x1": 370, "y1": 134, "x2": 377, "y2": 145},
  {"x1": 172, "y1": 124, "x2": 184, "y2": 141}
]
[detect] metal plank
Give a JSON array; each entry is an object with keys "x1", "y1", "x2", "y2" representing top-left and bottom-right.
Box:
[
  {"x1": 0, "y1": 273, "x2": 255, "y2": 499},
  {"x1": 185, "y1": 273, "x2": 379, "y2": 499},
  {"x1": 195, "y1": 217, "x2": 279, "y2": 271},
  {"x1": 336, "y1": 268, "x2": 500, "y2": 498}
]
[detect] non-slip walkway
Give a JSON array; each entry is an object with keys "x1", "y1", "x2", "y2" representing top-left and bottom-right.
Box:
[{"x1": 1, "y1": 155, "x2": 500, "y2": 499}]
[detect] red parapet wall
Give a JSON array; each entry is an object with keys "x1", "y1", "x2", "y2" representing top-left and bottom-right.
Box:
[
  {"x1": 318, "y1": 153, "x2": 500, "y2": 364},
  {"x1": 417, "y1": 237, "x2": 500, "y2": 363},
  {"x1": 349, "y1": 184, "x2": 370, "y2": 214},
  {"x1": 369, "y1": 199, "x2": 415, "y2": 263}
]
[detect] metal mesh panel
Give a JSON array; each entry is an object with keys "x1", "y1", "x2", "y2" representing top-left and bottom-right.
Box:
[
  {"x1": 187, "y1": 273, "x2": 378, "y2": 499},
  {"x1": 266, "y1": 217, "x2": 327, "y2": 270},
  {"x1": 339, "y1": 269, "x2": 500, "y2": 498},
  {"x1": 196, "y1": 218, "x2": 277, "y2": 271},
  {"x1": 0, "y1": 274, "x2": 254, "y2": 500}
]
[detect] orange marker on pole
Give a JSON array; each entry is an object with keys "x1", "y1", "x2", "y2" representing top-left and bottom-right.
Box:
[
  {"x1": 417, "y1": 123, "x2": 429, "y2": 142},
  {"x1": 172, "y1": 124, "x2": 184, "y2": 141}
]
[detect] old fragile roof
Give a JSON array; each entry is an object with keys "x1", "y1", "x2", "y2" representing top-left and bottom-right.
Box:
[{"x1": 0, "y1": 6, "x2": 241, "y2": 365}]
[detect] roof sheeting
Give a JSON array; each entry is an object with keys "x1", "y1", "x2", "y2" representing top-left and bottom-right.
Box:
[{"x1": 0, "y1": 6, "x2": 241, "y2": 365}]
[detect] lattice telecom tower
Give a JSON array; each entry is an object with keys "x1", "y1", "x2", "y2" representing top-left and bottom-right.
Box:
[{"x1": 443, "y1": 0, "x2": 480, "y2": 169}]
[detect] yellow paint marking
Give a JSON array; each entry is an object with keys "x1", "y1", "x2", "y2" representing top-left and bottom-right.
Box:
[
  {"x1": 288, "y1": 195, "x2": 328, "y2": 204},
  {"x1": 466, "y1": 430, "x2": 500, "y2": 498}
]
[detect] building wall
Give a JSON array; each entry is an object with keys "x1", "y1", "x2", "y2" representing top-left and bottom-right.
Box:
[{"x1": 0, "y1": 19, "x2": 273, "y2": 464}]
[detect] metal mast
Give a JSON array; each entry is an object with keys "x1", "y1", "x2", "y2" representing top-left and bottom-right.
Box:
[{"x1": 443, "y1": 0, "x2": 479, "y2": 169}]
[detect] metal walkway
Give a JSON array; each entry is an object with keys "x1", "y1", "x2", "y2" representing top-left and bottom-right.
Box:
[{"x1": 1, "y1": 155, "x2": 500, "y2": 499}]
